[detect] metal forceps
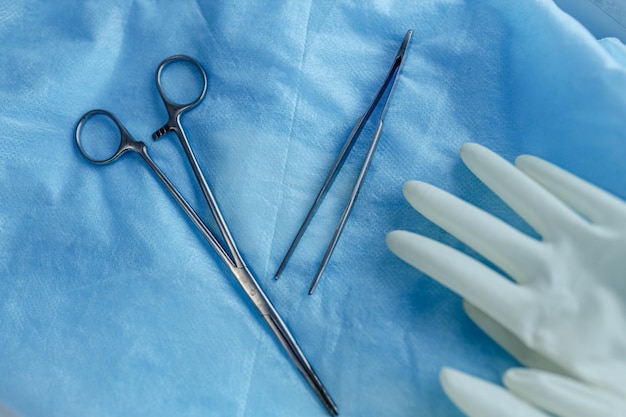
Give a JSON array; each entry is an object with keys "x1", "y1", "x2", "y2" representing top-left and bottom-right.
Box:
[
  {"x1": 275, "y1": 30, "x2": 413, "y2": 294},
  {"x1": 75, "y1": 55, "x2": 338, "y2": 416}
]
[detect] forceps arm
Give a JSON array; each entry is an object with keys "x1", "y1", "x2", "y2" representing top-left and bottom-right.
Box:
[
  {"x1": 140, "y1": 144, "x2": 236, "y2": 268},
  {"x1": 154, "y1": 134, "x2": 340, "y2": 416},
  {"x1": 141, "y1": 138, "x2": 340, "y2": 415},
  {"x1": 74, "y1": 109, "x2": 235, "y2": 268},
  {"x1": 151, "y1": 55, "x2": 244, "y2": 268},
  {"x1": 160, "y1": 175, "x2": 339, "y2": 415},
  {"x1": 232, "y1": 266, "x2": 338, "y2": 415},
  {"x1": 143, "y1": 137, "x2": 340, "y2": 416},
  {"x1": 170, "y1": 125, "x2": 245, "y2": 267},
  {"x1": 263, "y1": 309, "x2": 339, "y2": 415},
  {"x1": 166, "y1": 113, "x2": 339, "y2": 416}
]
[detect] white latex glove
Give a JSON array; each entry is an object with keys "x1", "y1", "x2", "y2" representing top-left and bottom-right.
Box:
[
  {"x1": 440, "y1": 367, "x2": 626, "y2": 417},
  {"x1": 447, "y1": 302, "x2": 626, "y2": 417},
  {"x1": 386, "y1": 143, "x2": 626, "y2": 396}
]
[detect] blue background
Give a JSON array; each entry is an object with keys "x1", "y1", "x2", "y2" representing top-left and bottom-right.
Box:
[{"x1": 1, "y1": 1, "x2": 625, "y2": 416}]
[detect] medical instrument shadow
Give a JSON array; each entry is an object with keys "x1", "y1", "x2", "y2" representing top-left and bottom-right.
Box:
[
  {"x1": 75, "y1": 55, "x2": 338, "y2": 416},
  {"x1": 274, "y1": 30, "x2": 413, "y2": 294}
]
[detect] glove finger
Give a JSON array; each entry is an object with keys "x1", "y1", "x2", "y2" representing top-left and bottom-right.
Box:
[
  {"x1": 515, "y1": 154, "x2": 626, "y2": 226},
  {"x1": 440, "y1": 367, "x2": 551, "y2": 417},
  {"x1": 402, "y1": 180, "x2": 543, "y2": 284},
  {"x1": 463, "y1": 300, "x2": 569, "y2": 375},
  {"x1": 504, "y1": 368, "x2": 626, "y2": 417},
  {"x1": 460, "y1": 142, "x2": 585, "y2": 239},
  {"x1": 386, "y1": 230, "x2": 529, "y2": 333}
]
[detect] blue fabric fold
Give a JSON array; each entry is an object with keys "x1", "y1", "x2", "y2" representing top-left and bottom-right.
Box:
[{"x1": 1, "y1": 1, "x2": 625, "y2": 416}]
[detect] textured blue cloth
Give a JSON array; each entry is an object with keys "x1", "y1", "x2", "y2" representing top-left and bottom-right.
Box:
[
  {"x1": 1, "y1": 1, "x2": 625, "y2": 416},
  {"x1": 554, "y1": 0, "x2": 626, "y2": 40}
]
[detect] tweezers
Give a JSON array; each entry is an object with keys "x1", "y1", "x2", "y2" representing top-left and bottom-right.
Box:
[{"x1": 275, "y1": 30, "x2": 413, "y2": 294}]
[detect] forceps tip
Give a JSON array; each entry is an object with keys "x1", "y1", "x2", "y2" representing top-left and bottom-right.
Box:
[
  {"x1": 273, "y1": 263, "x2": 285, "y2": 280},
  {"x1": 397, "y1": 30, "x2": 413, "y2": 59},
  {"x1": 316, "y1": 382, "x2": 339, "y2": 416},
  {"x1": 308, "y1": 273, "x2": 322, "y2": 295}
]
